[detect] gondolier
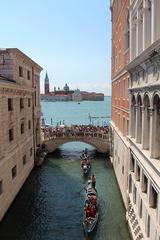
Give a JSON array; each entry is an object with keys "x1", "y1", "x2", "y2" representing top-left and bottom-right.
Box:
[{"x1": 91, "y1": 174, "x2": 96, "y2": 188}]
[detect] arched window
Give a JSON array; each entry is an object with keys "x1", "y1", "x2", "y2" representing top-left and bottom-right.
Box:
[
  {"x1": 151, "y1": 94, "x2": 160, "y2": 158},
  {"x1": 124, "y1": 12, "x2": 130, "y2": 50}
]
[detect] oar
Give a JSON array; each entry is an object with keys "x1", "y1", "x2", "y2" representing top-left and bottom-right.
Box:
[
  {"x1": 78, "y1": 185, "x2": 87, "y2": 194},
  {"x1": 78, "y1": 187, "x2": 85, "y2": 194}
]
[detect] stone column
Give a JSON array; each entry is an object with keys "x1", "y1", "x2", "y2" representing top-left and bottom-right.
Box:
[
  {"x1": 151, "y1": 0, "x2": 156, "y2": 43},
  {"x1": 142, "y1": 106, "x2": 150, "y2": 149},
  {"x1": 136, "y1": 13, "x2": 139, "y2": 57},
  {"x1": 141, "y1": 106, "x2": 145, "y2": 148},
  {"x1": 143, "y1": 0, "x2": 151, "y2": 49},
  {"x1": 135, "y1": 104, "x2": 138, "y2": 141},
  {"x1": 143, "y1": 0, "x2": 147, "y2": 49},
  {"x1": 131, "y1": 16, "x2": 137, "y2": 60},
  {"x1": 155, "y1": 0, "x2": 160, "y2": 40},
  {"x1": 129, "y1": 105, "x2": 132, "y2": 137},
  {"x1": 130, "y1": 104, "x2": 136, "y2": 138},
  {"x1": 137, "y1": 5, "x2": 143, "y2": 54},
  {"x1": 148, "y1": 179, "x2": 152, "y2": 206},
  {"x1": 136, "y1": 105, "x2": 142, "y2": 143},
  {"x1": 149, "y1": 107, "x2": 156, "y2": 158},
  {"x1": 130, "y1": 23, "x2": 134, "y2": 60},
  {"x1": 158, "y1": 193, "x2": 160, "y2": 225}
]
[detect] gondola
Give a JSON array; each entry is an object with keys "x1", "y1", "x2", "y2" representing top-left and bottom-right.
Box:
[
  {"x1": 80, "y1": 150, "x2": 91, "y2": 175},
  {"x1": 83, "y1": 183, "x2": 99, "y2": 236}
]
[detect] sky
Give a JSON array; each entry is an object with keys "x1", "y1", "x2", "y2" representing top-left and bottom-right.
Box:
[{"x1": 0, "y1": 0, "x2": 111, "y2": 95}]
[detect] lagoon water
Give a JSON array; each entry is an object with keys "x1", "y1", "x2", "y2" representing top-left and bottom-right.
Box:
[
  {"x1": 41, "y1": 96, "x2": 111, "y2": 126},
  {"x1": 0, "y1": 97, "x2": 131, "y2": 240}
]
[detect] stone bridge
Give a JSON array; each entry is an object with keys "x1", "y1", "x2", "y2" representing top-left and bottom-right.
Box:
[{"x1": 42, "y1": 131, "x2": 110, "y2": 153}]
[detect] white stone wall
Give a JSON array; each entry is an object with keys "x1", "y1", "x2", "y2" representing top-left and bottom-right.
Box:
[
  {"x1": 0, "y1": 48, "x2": 42, "y2": 221},
  {"x1": 130, "y1": 0, "x2": 160, "y2": 61},
  {"x1": 127, "y1": 147, "x2": 160, "y2": 239},
  {"x1": 127, "y1": 1, "x2": 160, "y2": 237},
  {"x1": 110, "y1": 122, "x2": 130, "y2": 207}
]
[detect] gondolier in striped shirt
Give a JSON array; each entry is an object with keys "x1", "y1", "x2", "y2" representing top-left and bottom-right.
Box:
[{"x1": 91, "y1": 174, "x2": 96, "y2": 188}]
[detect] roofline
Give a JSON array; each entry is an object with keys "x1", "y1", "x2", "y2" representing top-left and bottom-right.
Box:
[
  {"x1": 110, "y1": 0, "x2": 114, "y2": 9},
  {"x1": 0, "y1": 74, "x2": 16, "y2": 83},
  {"x1": 0, "y1": 48, "x2": 43, "y2": 71}
]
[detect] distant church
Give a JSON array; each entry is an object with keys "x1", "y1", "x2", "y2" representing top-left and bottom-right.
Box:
[
  {"x1": 43, "y1": 71, "x2": 74, "y2": 101},
  {"x1": 42, "y1": 71, "x2": 104, "y2": 102},
  {"x1": 44, "y1": 71, "x2": 71, "y2": 95}
]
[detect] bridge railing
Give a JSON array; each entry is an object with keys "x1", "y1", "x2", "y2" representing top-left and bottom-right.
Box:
[{"x1": 42, "y1": 129, "x2": 109, "y2": 141}]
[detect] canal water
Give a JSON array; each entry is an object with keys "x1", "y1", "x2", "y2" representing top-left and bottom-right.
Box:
[{"x1": 0, "y1": 98, "x2": 132, "y2": 240}]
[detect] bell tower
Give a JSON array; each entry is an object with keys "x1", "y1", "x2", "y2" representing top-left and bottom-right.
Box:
[{"x1": 44, "y1": 71, "x2": 50, "y2": 94}]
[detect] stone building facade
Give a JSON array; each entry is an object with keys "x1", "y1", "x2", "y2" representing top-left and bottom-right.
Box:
[
  {"x1": 126, "y1": 0, "x2": 160, "y2": 239},
  {"x1": 0, "y1": 48, "x2": 42, "y2": 221},
  {"x1": 111, "y1": 0, "x2": 160, "y2": 239},
  {"x1": 110, "y1": 0, "x2": 130, "y2": 207}
]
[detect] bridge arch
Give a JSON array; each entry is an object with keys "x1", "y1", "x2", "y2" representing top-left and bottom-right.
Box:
[{"x1": 43, "y1": 136, "x2": 110, "y2": 154}]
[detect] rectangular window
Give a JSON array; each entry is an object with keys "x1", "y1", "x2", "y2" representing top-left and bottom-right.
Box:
[
  {"x1": 30, "y1": 148, "x2": 32, "y2": 156},
  {"x1": 21, "y1": 123, "x2": 24, "y2": 134},
  {"x1": 133, "y1": 186, "x2": 137, "y2": 204},
  {"x1": 35, "y1": 91, "x2": 36, "y2": 107},
  {"x1": 136, "y1": 164, "x2": 140, "y2": 181},
  {"x1": 129, "y1": 175, "x2": 132, "y2": 193},
  {"x1": 23, "y1": 155, "x2": 26, "y2": 165},
  {"x1": 130, "y1": 155, "x2": 135, "y2": 172},
  {"x1": 0, "y1": 180, "x2": 3, "y2": 195},
  {"x1": 150, "y1": 186, "x2": 158, "y2": 209},
  {"x1": 139, "y1": 199, "x2": 142, "y2": 218},
  {"x1": 20, "y1": 98, "x2": 24, "y2": 110},
  {"x1": 147, "y1": 215, "x2": 150, "y2": 237},
  {"x1": 122, "y1": 165, "x2": 124, "y2": 175},
  {"x1": 19, "y1": 66, "x2": 23, "y2": 77},
  {"x1": 28, "y1": 98, "x2": 31, "y2": 107},
  {"x1": 142, "y1": 174, "x2": 148, "y2": 193},
  {"x1": 8, "y1": 98, "x2": 13, "y2": 111},
  {"x1": 27, "y1": 70, "x2": 31, "y2": 80},
  {"x1": 126, "y1": 78, "x2": 129, "y2": 97},
  {"x1": 12, "y1": 166, "x2": 17, "y2": 179},
  {"x1": 123, "y1": 79, "x2": 126, "y2": 98},
  {"x1": 123, "y1": 117, "x2": 125, "y2": 136},
  {"x1": 127, "y1": 119, "x2": 129, "y2": 135},
  {"x1": 28, "y1": 120, "x2": 31, "y2": 129},
  {"x1": 9, "y1": 128, "x2": 14, "y2": 141}
]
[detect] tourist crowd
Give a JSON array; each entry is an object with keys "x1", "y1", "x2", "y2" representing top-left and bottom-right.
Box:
[{"x1": 41, "y1": 124, "x2": 109, "y2": 140}]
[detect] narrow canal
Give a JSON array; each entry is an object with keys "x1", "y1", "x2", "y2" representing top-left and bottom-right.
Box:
[{"x1": 0, "y1": 142, "x2": 131, "y2": 240}]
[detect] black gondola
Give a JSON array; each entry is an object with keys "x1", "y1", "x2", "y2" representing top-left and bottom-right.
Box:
[{"x1": 83, "y1": 182, "x2": 99, "y2": 236}]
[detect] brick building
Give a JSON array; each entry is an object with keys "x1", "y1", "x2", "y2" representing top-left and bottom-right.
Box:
[{"x1": 110, "y1": 0, "x2": 130, "y2": 207}]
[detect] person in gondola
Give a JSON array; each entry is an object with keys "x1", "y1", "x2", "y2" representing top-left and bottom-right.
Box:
[
  {"x1": 84, "y1": 204, "x2": 96, "y2": 218},
  {"x1": 84, "y1": 148, "x2": 87, "y2": 154},
  {"x1": 86, "y1": 156, "x2": 90, "y2": 166},
  {"x1": 84, "y1": 195, "x2": 91, "y2": 205},
  {"x1": 91, "y1": 174, "x2": 96, "y2": 188}
]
